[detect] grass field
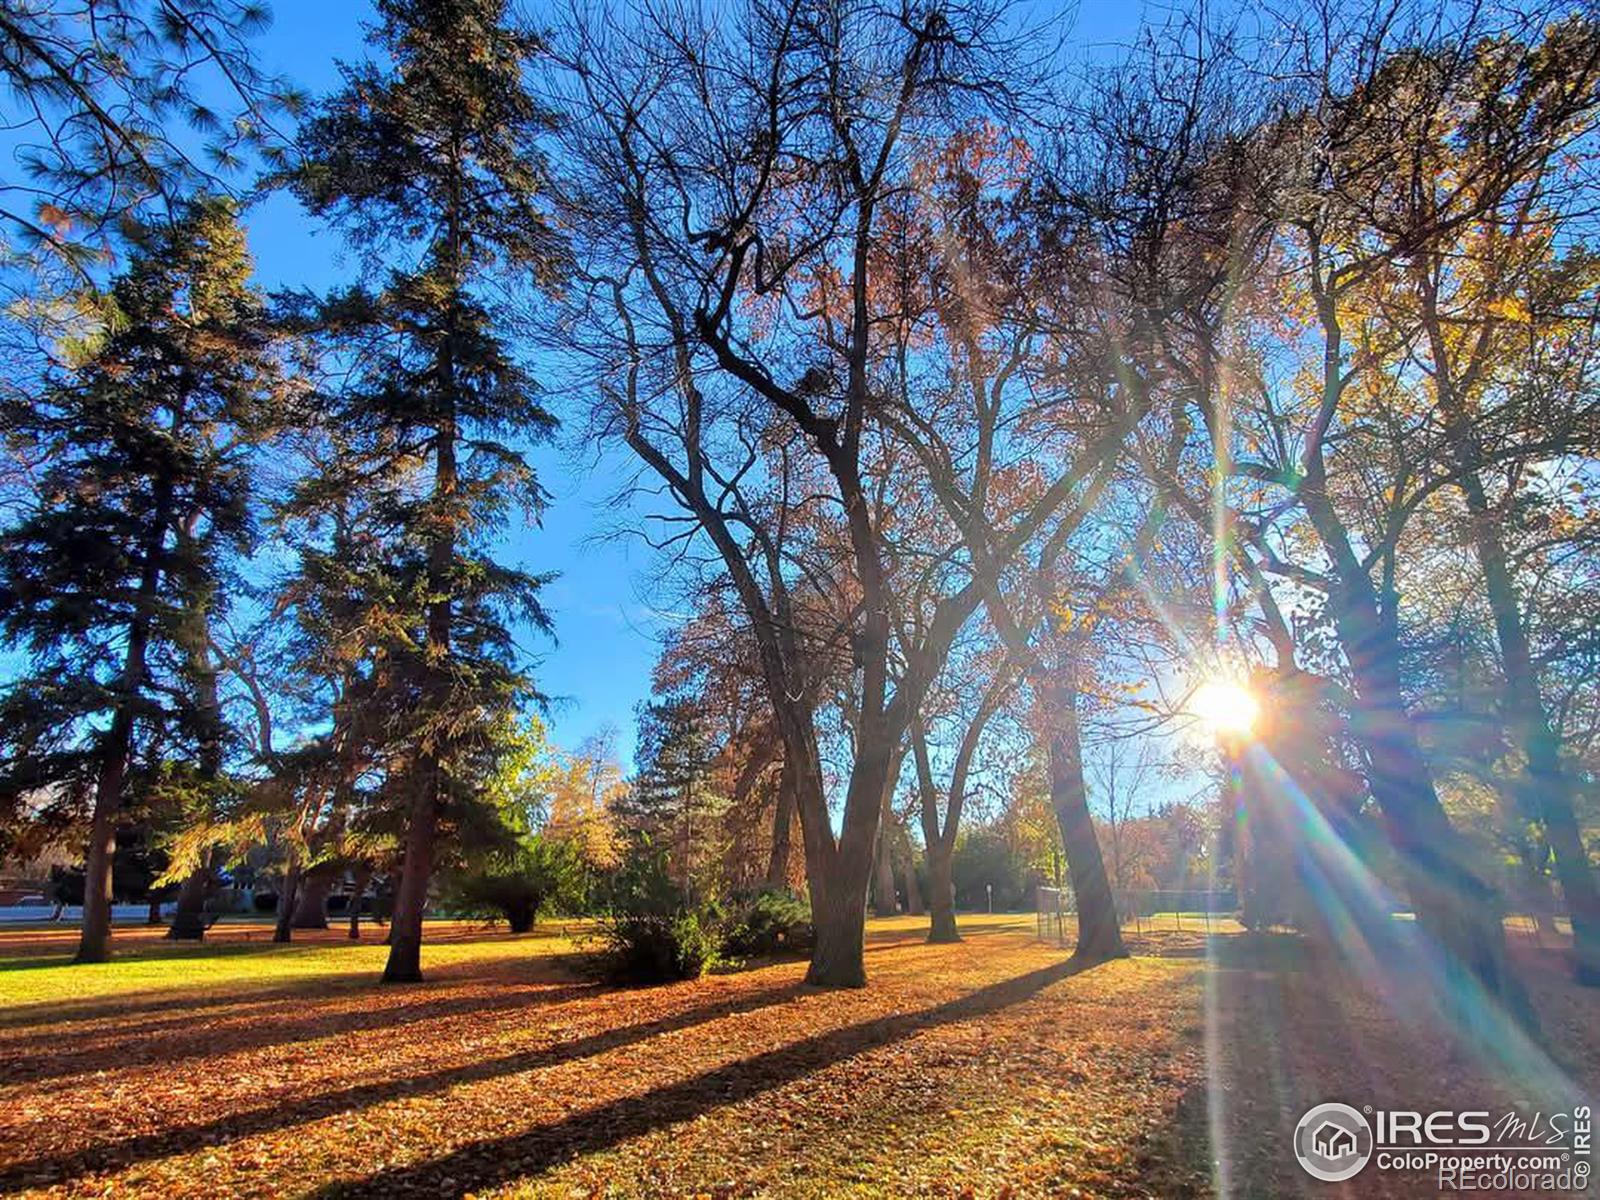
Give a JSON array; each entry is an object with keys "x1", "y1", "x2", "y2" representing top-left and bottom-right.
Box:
[{"x1": 1, "y1": 914, "x2": 1597, "y2": 1197}]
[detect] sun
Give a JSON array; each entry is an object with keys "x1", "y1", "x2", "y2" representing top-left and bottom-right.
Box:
[{"x1": 1190, "y1": 678, "x2": 1260, "y2": 738}]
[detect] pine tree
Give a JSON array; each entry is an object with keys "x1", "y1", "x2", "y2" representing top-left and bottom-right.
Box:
[
  {"x1": 0, "y1": 197, "x2": 277, "y2": 962},
  {"x1": 629, "y1": 697, "x2": 724, "y2": 901},
  {"x1": 288, "y1": 0, "x2": 565, "y2": 983},
  {"x1": 0, "y1": 0, "x2": 300, "y2": 275}
]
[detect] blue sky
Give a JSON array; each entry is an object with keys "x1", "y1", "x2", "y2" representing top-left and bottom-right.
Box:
[{"x1": 234, "y1": 0, "x2": 1154, "y2": 769}]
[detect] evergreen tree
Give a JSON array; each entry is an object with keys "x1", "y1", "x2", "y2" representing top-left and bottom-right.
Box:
[
  {"x1": 0, "y1": 197, "x2": 277, "y2": 961},
  {"x1": 629, "y1": 696, "x2": 724, "y2": 900},
  {"x1": 288, "y1": 0, "x2": 565, "y2": 983},
  {"x1": 0, "y1": 0, "x2": 300, "y2": 275}
]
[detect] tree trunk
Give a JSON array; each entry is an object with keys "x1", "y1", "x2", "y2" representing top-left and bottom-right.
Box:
[
  {"x1": 76, "y1": 478, "x2": 172, "y2": 965},
  {"x1": 1521, "y1": 853, "x2": 1561, "y2": 942},
  {"x1": 381, "y1": 305, "x2": 459, "y2": 985},
  {"x1": 504, "y1": 898, "x2": 536, "y2": 934},
  {"x1": 146, "y1": 896, "x2": 163, "y2": 925},
  {"x1": 1425, "y1": 296, "x2": 1600, "y2": 985},
  {"x1": 273, "y1": 862, "x2": 301, "y2": 944},
  {"x1": 765, "y1": 760, "x2": 796, "y2": 890},
  {"x1": 170, "y1": 610, "x2": 225, "y2": 943},
  {"x1": 292, "y1": 872, "x2": 331, "y2": 929},
  {"x1": 925, "y1": 838, "x2": 960, "y2": 943},
  {"x1": 807, "y1": 858, "x2": 870, "y2": 987},
  {"x1": 76, "y1": 708, "x2": 136, "y2": 964},
  {"x1": 910, "y1": 720, "x2": 960, "y2": 944},
  {"x1": 901, "y1": 832, "x2": 924, "y2": 916},
  {"x1": 1321, "y1": 522, "x2": 1528, "y2": 1016},
  {"x1": 382, "y1": 777, "x2": 439, "y2": 983},
  {"x1": 348, "y1": 867, "x2": 371, "y2": 940},
  {"x1": 872, "y1": 787, "x2": 899, "y2": 918},
  {"x1": 1461, "y1": 474, "x2": 1600, "y2": 983},
  {"x1": 168, "y1": 858, "x2": 216, "y2": 941},
  {"x1": 1044, "y1": 681, "x2": 1126, "y2": 964},
  {"x1": 787, "y1": 707, "x2": 893, "y2": 988}
]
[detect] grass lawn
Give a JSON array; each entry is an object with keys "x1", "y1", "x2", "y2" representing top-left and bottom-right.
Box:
[{"x1": 1, "y1": 914, "x2": 1596, "y2": 1198}]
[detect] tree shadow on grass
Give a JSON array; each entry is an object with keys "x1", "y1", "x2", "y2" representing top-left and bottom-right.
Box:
[
  {"x1": 0, "y1": 979, "x2": 605, "y2": 1083},
  {"x1": 0, "y1": 980, "x2": 807, "y2": 1190},
  {"x1": 1126, "y1": 1080, "x2": 1215, "y2": 1198},
  {"x1": 0, "y1": 974, "x2": 369, "y2": 1036},
  {"x1": 859, "y1": 917, "x2": 1036, "y2": 955},
  {"x1": 0, "y1": 941, "x2": 588, "y2": 1032},
  {"x1": 0, "y1": 938, "x2": 285, "y2": 973},
  {"x1": 312, "y1": 957, "x2": 1093, "y2": 1198}
]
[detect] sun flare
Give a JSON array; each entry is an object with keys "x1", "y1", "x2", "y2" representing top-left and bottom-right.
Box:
[{"x1": 1190, "y1": 679, "x2": 1261, "y2": 738}]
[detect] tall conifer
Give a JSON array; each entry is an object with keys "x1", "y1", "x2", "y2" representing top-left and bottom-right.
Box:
[
  {"x1": 290, "y1": 0, "x2": 564, "y2": 982},
  {"x1": 0, "y1": 198, "x2": 276, "y2": 961}
]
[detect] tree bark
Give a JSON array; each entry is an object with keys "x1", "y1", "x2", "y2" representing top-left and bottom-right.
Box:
[
  {"x1": 792, "y1": 718, "x2": 886, "y2": 988},
  {"x1": 1300, "y1": 466, "x2": 1529, "y2": 1016},
  {"x1": 1294, "y1": 277, "x2": 1526, "y2": 1015},
  {"x1": 170, "y1": 604, "x2": 225, "y2": 943},
  {"x1": 292, "y1": 871, "x2": 331, "y2": 929},
  {"x1": 348, "y1": 866, "x2": 371, "y2": 940},
  {"x1": 901, "y1": 831, "x2": 924, "y2": 916},
  {"x1": 807, "y1": 856, "x2": 870, "y2": 987},
  {"x1": 273, "y1": 862, "x2": 301, "y2": 944},
  {"x1": 76, "y1": 708, "x2": 135, "y2": 964},
  {"x1": 383, "y1": 778, "x2": 439, "y2": 982},
  {"x1": 76, "y1": 474, "x2": 173, "y2": 964},
  {"x1": 764, "y1": 759, "x2": 795, "y2": 891},
  {"x1": 168, "y1": 859, "x2": 216, "y2": 940},
  {"x1": 1422, "y1": 277, "x2": 1600, "y2": 985},
  {"x1": 1044, "y1": 680, "x2": 1126, "y2": 964},
  {"x1": 146, "y1": 895, "x2": 163, "y2": 925},
  {"x1": 1462, "y1": 476, "x2": 1600, "y2": 983},
  {"x1": 872, "y1": 784, "x2": 899, "y2": 918},
  {"x1": 382, "y1": 263, "x2": 459, "y2": 984},
  {"x1": 504, "y1": 898, "x2": 537, "y2": 934},
  {"x1": 925, "y1": 839, "x2": 960, "y2": 943}
]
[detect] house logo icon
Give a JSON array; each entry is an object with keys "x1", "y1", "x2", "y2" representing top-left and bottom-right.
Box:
[
  {"x1": 1314, "y1": 1122, "x2": 1356, "y2": 1158},
  {"x1": 1294, "y1": 1102, "x2": 1374, "y2": 1182}
]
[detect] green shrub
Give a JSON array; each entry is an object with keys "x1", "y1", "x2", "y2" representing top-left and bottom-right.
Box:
[
  {"x1": 593, "y1": 838, "x2": 721, "y2": 981},
  {"x1": 443, "y1": 835, "x2": 584, "y2": 932},
  {"x1": 722, "y1": 889, "x2": 813, "y2": 959},
  {"x1": 599, "y1": 908, "x2": 720, "y2": 981}
]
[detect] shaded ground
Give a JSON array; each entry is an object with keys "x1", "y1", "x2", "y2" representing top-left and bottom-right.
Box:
[{"x1": 1, "y1": 914, "x2": 1596, "y2": 1197}]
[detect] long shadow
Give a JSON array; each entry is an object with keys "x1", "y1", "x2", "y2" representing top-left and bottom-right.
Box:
[
  {"x1": 0, "y1": 938, "x2": 295, "y2": 973},
  {"x1": 1127, "y1": 1081, "x2": 1213, "y2": 1198},
  {"x1": 859, "y1": 920, "x2": 1034, "y2": 956},
  {"x1": 0, "y1": 981, "x2": 805, "y2": 1189},
  {"x1": 0, "y1": 976, "x2": 368, "y2": 1033},
  {"x1": 314, "y1": 957, "x2": 1090, "y2": 1198},
  {"x1": 0, "y1": 947, "x2": 587, "y2": 1033},
  {"x1": 0, "y1": 981, "x2": 603, "y2": 1084},
  {"x1": 0, "y1": 984, "x2": 366, "y2": 1045}
]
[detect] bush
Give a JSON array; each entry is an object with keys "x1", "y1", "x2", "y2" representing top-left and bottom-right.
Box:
[
  {"x1": 600, "y1": 908, "x2": 721, "y2": 981},
  {"x1": 721, "y1": 889, "x2": 813, "y2": 959},
  {"x1": 443, "y1": 835, "x2": 584, "y2": 932},
  {"x1": 593, "y1": 838, "x2": 721, "y2": 982}
]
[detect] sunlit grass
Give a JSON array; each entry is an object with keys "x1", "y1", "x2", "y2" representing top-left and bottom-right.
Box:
[{"x1": 0, "y1": 919, "x2": 591, "y2": 1010}]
